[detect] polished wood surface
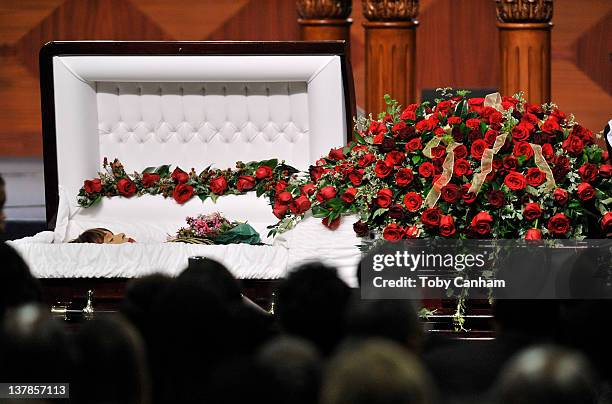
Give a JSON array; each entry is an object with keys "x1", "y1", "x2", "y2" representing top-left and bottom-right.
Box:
[
  {"x1": 0, "y1": 0, "x2": 610, "y2": 157},
  {"x1": 364, "y1": 21, "x2": 418, "y2": 114},
  {"x1": 297, "y1": 1, "x2": 352, "y2": 54},
  {"x1": 362, "y1": 0, "x2": 419, "y2": 114},
  {"x1": 495, "y1": 0, "x2": 553, "y2": 104},
  {"x1": 498, "y1": 22, "x2": 552, "y2": 104}
]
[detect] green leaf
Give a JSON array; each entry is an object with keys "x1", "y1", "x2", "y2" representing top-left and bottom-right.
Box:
[
  {"x1": 312, "y1": 205, "x2": 327, "y2": 218},
  {"x1": 155, "y1": 165, "x2": 171, "y2": 177},
  {"x1": 479, "y1": 121, "x2": 488, "y2": 135},
  {"x1": 412, "y1": 155, "x2": 422, "y2": 164},
  {"x1": 197, "y1": 193, "x2": 209, "y2": 202},
  {"x1": 372, "y1": 208, "x2": 388, "y2": 219},
  {"x1": 353, "y1": 131, "x2": 366, "y2": 144},
  {"x1": 142, "y1": 166, "x2": 156, "y2": 174},
  {"x1": 259, "y1": 159, "x2": 278, "y2": 168},
  {"x1": 210, "y1": 193, "x2": 219, "y2": 203}
]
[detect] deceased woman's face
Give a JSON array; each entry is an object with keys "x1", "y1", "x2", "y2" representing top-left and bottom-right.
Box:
[{"x1": 102, "y1": 230, "x2": 130, "y2": 244}]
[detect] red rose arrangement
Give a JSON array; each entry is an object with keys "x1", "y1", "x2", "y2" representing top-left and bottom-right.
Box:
[
  {"x1": 78, "y1": 157, "x2": 297, "y2": 209},
  {"x1": 268, "y1": 92, "x2": 611, "y2": 240}
]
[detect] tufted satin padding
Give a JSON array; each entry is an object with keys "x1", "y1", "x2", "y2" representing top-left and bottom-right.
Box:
[{"x1": 97, "y1": 81, "x2": 312, "y2": 172}]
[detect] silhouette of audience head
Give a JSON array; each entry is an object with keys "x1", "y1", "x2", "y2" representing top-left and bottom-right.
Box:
[
  {"x1": 0, "y1": 242, "x2": 41, "y2": 320},
  {"x1": 256, "y1": 336, "x2": 322, "y2": 404},
  {"x1": 321, "y1": 339, "x2": 434, "y2": 404},
  {"x1": 276, "y1": 262, "x2": 352, "y2": 356},
  {"x1": 0, "y1": 304, "x2": 75, "y2": 382},
  {"x1": 120, "y1": 273, "x2": 173, "y2": 338},
  {"x1": 74, "y1": 314, "x2": 151, "y2": 404},
  {"x1": 346, "y1": 299, "x2": 423, "y2": 351},
  {"x1": 494, "y1": 345, "x2": 599, "y2": 404},
  {"x1": 179, "y1": 257, "x2": 242, "y2": 304}
]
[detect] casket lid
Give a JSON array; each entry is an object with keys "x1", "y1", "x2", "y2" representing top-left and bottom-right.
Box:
[{"x1": 39, "y1": 41, "x2": 355, "y2": 229}]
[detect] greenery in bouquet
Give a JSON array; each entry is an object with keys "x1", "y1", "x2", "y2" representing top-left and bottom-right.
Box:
[
  {"x1": 78, "y1": 157, "x2": 299, "y2": 208},
  {"x1": 167, "y1": 212, "x2": 261, "y2": 245},
  {"x1": 269, "y1": 90, "x2": 612, "y2": 240}
]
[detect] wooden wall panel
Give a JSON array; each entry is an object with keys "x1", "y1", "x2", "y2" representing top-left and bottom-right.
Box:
[{"x1": 0, "y1": 0, "x2": 610, "y2": 157}]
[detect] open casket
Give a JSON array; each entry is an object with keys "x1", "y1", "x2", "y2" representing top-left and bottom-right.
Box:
[{"x1": 8, "y1": 41, "x2": 362, "y2": 289}]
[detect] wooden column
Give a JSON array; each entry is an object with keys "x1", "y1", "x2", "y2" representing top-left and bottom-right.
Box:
[
  {"x1": 297, "y1": 0, "x2": 352, "y2": 53},
  {"x1": 496, "y1": 0, "x2": 553, "y2": 104},
  {"x1": 363, "y1": 0, "x2": 419, "y2": 115}
]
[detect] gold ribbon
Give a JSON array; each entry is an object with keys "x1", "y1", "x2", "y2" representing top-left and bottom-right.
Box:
[
  {"x1": 530, "y1": 143, "x2": 556, "y2": 192},
  {"x1": 424, "y1": 139, "x2": 461, "y2": 208},
  {"x1": 467, "y1": 92, "x2": 556, "y2": 195},
  {"x1": 468, "y1": 133, "x2": 508, "y2": 194}
]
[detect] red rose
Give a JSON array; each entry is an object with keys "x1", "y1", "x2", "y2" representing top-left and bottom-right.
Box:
[
  {"x1": 441, "y1": 184, "x2": 461, "y2": 203},
  {"x1": 448, "y1": 116, "x2": 462, "y2": 125},
  {"x1": 452, "y1": 145, "x2": 467, "y2": 160},
  {"x1": 601, "y1": 212, "x2": 612, "y2": 233},
  {"x1": 375, "y1": 160, "x2": 393, "y2": 178},
  {"x1": 541, "y1": 143, "x2": 554, "y2": 161},
  {"x1": 416, "y1": 118, "x2": 436, "y2": 132},
  {"x1": 376, "y1": 188, "x2": 394, "y2": 208},
  {"x1": 209, "y1": 176, "x2": 228, "y2": 195},
  {"x1": 84, "y1": 178, "x2": 102, "y2": 194},
  {"x1": 141, "y1": 173, "x2": 160, "y2": 188},
  {"x1": 461, "y1": 184, "x2": 478, "y2": 204},
  {"x1": 470, "y1": 212, "x2": 494, "y2": 235},
  {"x1": 348, "y1": 170, "x2": 364, "y2": 186},
  {"x1": 526, "y1": 103, "x2": 543, "y2": 114},
  {"x1": 513, "y1": 142, "x2": 534, "y2": 160},
  {"x1": 273, "y1": 201, "x2": 289, "y2": 219},
  {"x1": 504, "y1": 172, "x2": 527, "y2": 191},
  {"x1": 301, "y1": 183, "x2": 316, "y2": 196},
  {"x1": 318, "y1": 186, "x2": 337, "y2": 202},
  {"x1": 395, "y1": 168, "x2": 414, "y2": 187},
  {"x1": 236, "y1": 175, "x2": 256, "y2": 192},
  {"x1": 547, "y1": 213, "x2": 571, "y2": 236},
  {"x1": 421, "y1": 207, "x2": 442, "y2": 227},
  {"x1": 353, "y1": 221, "x2": 370, "y2": 237},
  {"x1": 255, "y1": 165, "x2": 273, "y2": 180},
  {"x1": 439, "y1": 215, "x2": 456, "y2": 237},
  {"x1": 309, "y1": 166, "x2": 325, "y2": 181},
  {"x1": 600, "y1": 164, "x2": 612, "y2": 178},
  {"x1": 553, "y1": 188, "x2": 569, "y2": 205},
  {"x1": 430, "y1": 145, "x2": 446, "y2": 159},
  {"x1": 117, "y1": 178, "x2": 136, "y2": 197},
  {"x1": 487, "y1": 190, "x2": 506, "y2": 209},
  {"x1": 290, "y1": 196, "x2": 311, "y2": 214},
  {"x1": 405, "y1": 138, "x2": 422, "y2": 152},
  {"x1": 277, "y1": 191, "x2": 293, "y2": 204},
  {"x1": 173, "y1": 183, "x2": 194, "y2": 204},
  {"x1": 562, "y1": 135, "x2": 584, "y2": 156},
  {"x1": 328, "y1": 147, "x2": 345, "y2": 161},
  {"x1": 171, "y1": 167, "x2": 189, "y2": 184},
  {"x1": 385, "y1": 151, "x2": 405, "y2": 166},
  {"x1": 418, "y1": 162, "x2": 435, "y2": 178},
  {"x1": 358, "y1": 153, "x2": 376, "y2": 168},
  {"x1": 341, "y1": 188, "x2": 358, "y2": 204},
  {"x1": 512, "y1": 123, "x2": 532, "y2": 142},
  {"x1": 551, "y1": 109, "x2": 566, "y2": 122},
  {"x1": 525, "y1": 229, "x2": 543, "y2": 240},
  {"x1": 275, "y1": 180, "x2": 288, "y2": 193},
  {"x1": 322, "y1": 216, "x2": 341, "y2": 230},
  {"x1": 405, "y1": 226, "x2": 419, "y2": 239},
  {"x1": 383, "y1": 223, "x2": 404, "y2": 242},
  {"x1": 489, "y1": 111, "x2": 503, "y2": 125},
  {"x1": 403, "y1": 192, "x2": 422, "y2": 212},
  {"x1": 571, "y1": 125, "x2": 594, "y2": 145},
  {"x1": 541, "y1": 117, "x2": 561, "y2": 134},
  {"x1": 503, "y1": 155, "x2": 518, "y2": 171},
  {"x1": 468, "y1": 98, "x2": 484, "y2": 107},
  {"x1": 484, "y1": 130, "x2": 499, "y2": 146},
  {"x1": 578, "y1": 163, "x2": 599, "y2": 183},
  {"x1": 453, "y1": 159, "x2": 472, "y2": 177},
  {"x1": 576, "y1": 182, "x2": 596, "y2": 201},
  {"x1": 400, "y1": 104, "x2": 418, "y2": 120},
  {"x1": 523, "y1": 202, "x2": 542, "y2": 221},
  {"x1": 388, "y1": 204, "x2": 405, "y2": 220},
  {"x1": 526, "y1": 168, "x2": 546, "y2": 187},
  {"x1": 466, "y1": 118, "x2": 481, "y2": 130},
  {"x1": 471, "y1": 139, "x2": 488, "y2": 160}
]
